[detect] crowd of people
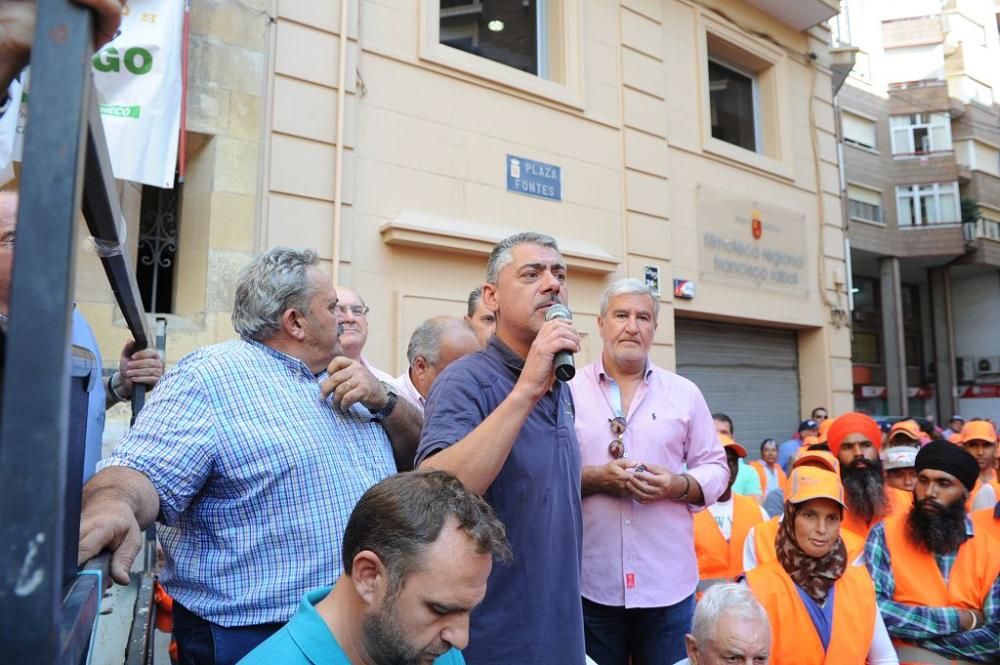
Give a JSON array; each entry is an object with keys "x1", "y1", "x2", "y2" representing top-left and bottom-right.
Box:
[
  {"x1": 63, "y1": 231, "x2": 995, "y2": 665},
  {"x1": 1, "y1": 5, "x2": 998, "y2": 665}
]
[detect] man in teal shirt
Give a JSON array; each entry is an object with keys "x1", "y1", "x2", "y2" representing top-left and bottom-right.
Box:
[
  {"x1": 713, "y1": 413, "x2": 763, "y2": 504},
  {"x1": 239, "y1": 471, "x2": 510, "y2": 665}
]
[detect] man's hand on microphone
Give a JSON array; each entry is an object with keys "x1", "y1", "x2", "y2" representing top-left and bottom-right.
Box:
[{"x1": 516, "y1": 318, "x2": 580, "y2": 402}]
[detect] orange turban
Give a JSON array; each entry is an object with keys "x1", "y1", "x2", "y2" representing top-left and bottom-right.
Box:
[{"x1": 826, "y1": 413, "x2": 882, "y2": 458}]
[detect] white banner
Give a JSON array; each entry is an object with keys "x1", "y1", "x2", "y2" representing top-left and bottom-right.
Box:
[
  {"x1": 4, "y1": 0, "x2": 184, "y2": 189},
  {"x1": 92, "y1": 0, "x2": 184, "y2": 188},
  {"x1": 0, "y1": 74, "x2": 25, "y2": 187}
]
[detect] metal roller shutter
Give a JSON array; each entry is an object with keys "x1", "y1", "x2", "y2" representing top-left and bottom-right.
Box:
[{"x1": 675, "y1": 318, "x2": 800, "y2": 458}]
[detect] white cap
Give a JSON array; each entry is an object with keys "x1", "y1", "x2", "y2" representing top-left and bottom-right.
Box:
[{"x1": 882, "y1": 446, "x2": 917, "y2": 471}]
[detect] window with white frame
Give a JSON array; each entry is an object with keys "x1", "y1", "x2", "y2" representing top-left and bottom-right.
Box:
[
  {"x1": 850, "y1": 50, "x2": 871, "y2": 84},
  {"x1": 889, "y1": 113, "x2": 952, "y2": 155},
  {"x1": 439, "y1": 0, "x2": 548, "y2": 76},
  {"x1": 842, "y1": 111, "x2": 877, "y2": 150},
  {"x1": 847, "y1": 184, "x2": 883, "y2": 224},
  {"x1": 832, "y1": 0, "x2": 852, "y2": 47},
  {"x1": 708, "y1": 57, "x2": 759, "y2": 153},
  {"x1": 896, "y1": 182, "x2": 960, "y2": 226}
]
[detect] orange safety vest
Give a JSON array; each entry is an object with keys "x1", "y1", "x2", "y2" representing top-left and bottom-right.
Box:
[
  {"x1": 842, "y1": 485, "x2": 912, "y2": 541},
  {"x1": 694, "y1": 494, "x2": 763, "y2": 592},
  {"x1": 883, "y1": 513, "x2": 1000, "y2": 665},
  {"x1": 746, "y1": 560, "x2": 876, "y2": 665},
  {"x1": 750, "y1": 460, "x2": 787, "y2": 496},
  {"x1": 970, "y1": 505, "x2": 998, "y2": 543},
  {"x1": 751, "y1": 516, "x2": 865, "y2": 568}
]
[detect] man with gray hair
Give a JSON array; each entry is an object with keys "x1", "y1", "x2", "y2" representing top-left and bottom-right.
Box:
[
  {"x1": 390, "y1": 316, "x2": 479, "y2": 411},
  {"x1": 674, "y1": 583, "x2": 771, "y2": 665},
  {"x1": 417, "y1": 231, "x2": 585, "y2": 664},
  {"x1": 78, "y1": 247, "x2": 422, "y2": 665},
  {"x1": 464, "y1": 287, "x2": 496, "y2": 348},
  {"x1": 571, "y1": 277, "x2": 727, "y2": 664}
]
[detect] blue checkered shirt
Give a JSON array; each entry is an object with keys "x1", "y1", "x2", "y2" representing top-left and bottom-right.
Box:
[{"x1": 99, "y1": 339, "x2": 397, "y2": 626}]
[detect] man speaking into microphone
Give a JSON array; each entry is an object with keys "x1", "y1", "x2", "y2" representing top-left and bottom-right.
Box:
[{"x1": 417, "y1": 232, "x2": 586, "y2": 664}]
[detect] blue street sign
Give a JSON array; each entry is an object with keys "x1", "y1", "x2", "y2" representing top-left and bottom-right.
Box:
[{"x1": 506, "y1": 154, "x2": 561, "y2": 202}]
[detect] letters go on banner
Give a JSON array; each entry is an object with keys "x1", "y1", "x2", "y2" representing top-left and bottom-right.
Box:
[{"x1": 0, "y1": 0, "x2": 183, "y2": 189}]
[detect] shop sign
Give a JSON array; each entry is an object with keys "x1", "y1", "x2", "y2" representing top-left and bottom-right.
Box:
[
  {"x1": 959, "y1": 384, "x2": 1000, "y2": 399},
  {"x1": 855, "y1": 385, "x2": 887, "y2": 398},
  {"x1": 696, "y1": 185, "x2": 809, "y2": 296},
  {"x1": 907, "y1": 385, "x2": 934, "y2": 399},
  {"x1": 506, "y1": 155, "x2": 561, "y2": 201}
]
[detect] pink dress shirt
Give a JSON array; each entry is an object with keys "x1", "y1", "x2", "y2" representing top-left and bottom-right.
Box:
[
  {"x1": 390, "y1": 370, "x2": 425, "y2": 412},
  {"x1": 569, "y1": 358, "x2": 728, "y2": 608},
  {"x1": 360, "y1": 356, "x2": 395, "y2": 384}
]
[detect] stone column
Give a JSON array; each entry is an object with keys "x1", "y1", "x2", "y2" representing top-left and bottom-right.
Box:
[
  {"x1": 929, "y1": 267, "x2": 957, "y2": 421},
  {"x1": 880, "y1": 257, "x2": 907, "y2": 414}
]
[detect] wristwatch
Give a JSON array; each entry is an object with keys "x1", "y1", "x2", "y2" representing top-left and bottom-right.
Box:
[{"x1": 369, "y1": 381, "x2": 399, "y2": 422}]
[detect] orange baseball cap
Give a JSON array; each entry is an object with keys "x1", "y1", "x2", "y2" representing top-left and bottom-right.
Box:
[
  {"x1": 888, "y1": 419, "x2": 921, "y2": 441},
  {"x1": 960, "y1": 421, "x2": 998, "y2": 444},
  {"x1": 817, "y1": 418, "x2": 834, "y2": 443},
  {"x1": 793, "y1": 449, "x2": 840, "y2": 474},
  {"x1": 786, "y1": 466, "x2": 846, "y2": 508},
  {"x1": 720, "y1": 434, "x2": 748, "y2": 458}
]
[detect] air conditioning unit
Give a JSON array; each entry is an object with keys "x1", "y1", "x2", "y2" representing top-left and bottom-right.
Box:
[
  {"x1": 956, "y1": 356, "x2": 976, "y2": 383},
  {"x1": 977, "y1": 356, "x2": 1000, "y2": 376}
]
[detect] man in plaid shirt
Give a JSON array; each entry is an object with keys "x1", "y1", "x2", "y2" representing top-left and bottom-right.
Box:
[{"x1": 78, "y1": 247, "x2": 423, "y2": 665}]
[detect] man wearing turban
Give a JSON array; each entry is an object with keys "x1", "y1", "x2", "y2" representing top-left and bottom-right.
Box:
[
  {"x1": 826, "y1": 413, "x2": 912, "y2": 540},
  {"x1": 864, "y1": 442, "x2": 1000, "y2": 664}
]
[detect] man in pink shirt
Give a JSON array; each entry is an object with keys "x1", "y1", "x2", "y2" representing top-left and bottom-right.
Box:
[{"x1": 570, "y1": 278, "x2": 729, "y2": 665}]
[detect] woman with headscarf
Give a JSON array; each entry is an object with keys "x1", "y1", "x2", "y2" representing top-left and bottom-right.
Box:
[{"x1": 745, "y1": 465, "x2": 898, "y2": 664}]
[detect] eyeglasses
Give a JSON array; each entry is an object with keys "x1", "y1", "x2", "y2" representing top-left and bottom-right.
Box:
[
  {"x1": 335, "y1": 304, "x2": 369, "y2": 316},
  {"x1": 608, "y1": 416, "x2": 627, "y2": 460}
]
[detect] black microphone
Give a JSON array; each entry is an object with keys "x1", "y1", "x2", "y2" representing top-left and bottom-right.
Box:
[{"x1": 544, "y1": 304, "x2": 576, "y2": 381}]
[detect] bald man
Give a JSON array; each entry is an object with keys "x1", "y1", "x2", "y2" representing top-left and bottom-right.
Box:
[{"x1": 391, "y1": 316, "x2": 480, "y2": 412}]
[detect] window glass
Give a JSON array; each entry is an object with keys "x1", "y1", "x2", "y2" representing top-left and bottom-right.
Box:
[
  {"x1": 853, "y1": 276, "x2": 877, "y2": 310},
  {"x1": 440, "y1": 0, "x2": 542, "y2": 75},
  {"x1": 842, "y1": 112, "x2": 877, "y2": 150},
  {"x1": 708, "y1": 59, "x2": 757, "y2": 152},
  {"x1": 889, "y1": 112, "x2": 951, "y2": 155},
  {"x1": 852, "y1": 331, "x2": 880, "y2": 365}
]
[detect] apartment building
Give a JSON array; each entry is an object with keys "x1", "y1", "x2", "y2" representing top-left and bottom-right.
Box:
[
  {"x1": 834, "y1": 0, "x2": 1000, "y2": 421},
  {"x1": 74, "y1": 0, "x2": 851, "y2": 446}
]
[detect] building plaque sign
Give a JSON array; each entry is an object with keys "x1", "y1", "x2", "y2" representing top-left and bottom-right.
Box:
[{"x1": 697, "y1": 185, "x2": 809, "y2": 296}]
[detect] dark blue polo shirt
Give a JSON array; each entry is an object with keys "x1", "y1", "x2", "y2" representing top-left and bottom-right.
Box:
[{"x1": 416, "y1": 336, "x2": 585, "y2": 665}]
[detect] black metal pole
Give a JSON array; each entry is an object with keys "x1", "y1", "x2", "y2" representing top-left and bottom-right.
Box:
[{"x1": 0, "y1": 1, "x2": 95, "y2": 661}]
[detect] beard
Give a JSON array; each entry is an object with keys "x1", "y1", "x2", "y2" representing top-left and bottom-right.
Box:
[
  {"x1": 905, "y1": 494, "x2": 969, "y2": 555},
  {"x1": 361, "y1": 593, "x2": 447, "y2": 665},
  {"x1": 841, "y1": 456, "x2": 889, "y2": 525}
]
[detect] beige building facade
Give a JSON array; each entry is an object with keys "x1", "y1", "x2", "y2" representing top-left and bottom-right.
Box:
[{"x1": 77, "y1": 0, "x2": 851, "y2": 445}]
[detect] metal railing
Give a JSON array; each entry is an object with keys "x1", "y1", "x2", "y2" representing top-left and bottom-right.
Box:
[{"x1": 0, "y1": 1, "x2": 156, "y2": 662}]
